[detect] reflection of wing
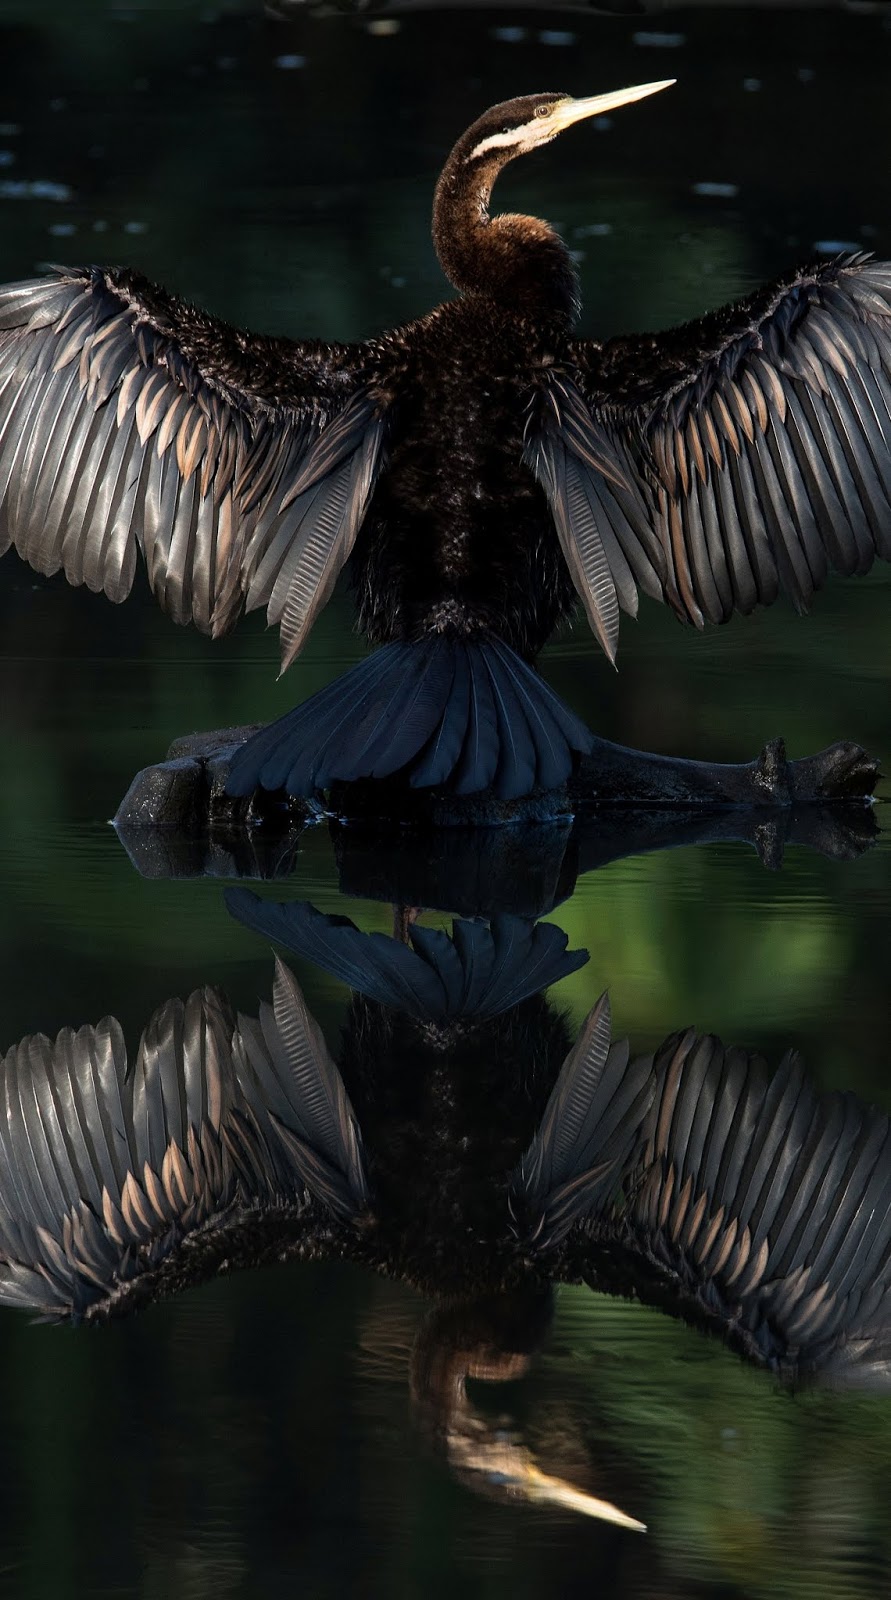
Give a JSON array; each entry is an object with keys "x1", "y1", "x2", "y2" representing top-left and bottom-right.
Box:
[
  {"x1": 0, "y1": 269, "x2": 387, "y2": 669},
  {"x1": 516, "y1": 1016, "x2": 891, "y2": 1383},
  {"x1": 236, "y1": 956, "x2": 368, "y2": 1221},
  {"x1": 524, "y1": 255, "x2": 891, "y2": 661},
  {"x1": 226, "y1": 891, "x2": 588, "y2": 1021},
  {"x1": 511, "y1": 993, "x2": 655, "y2": 1248},
  {"x1": 616, "y1": 1032, "x2": 891, "y2": 1384},
  {"x1": 0, "y1": 962, "x2": 368, "y2": 1322}
]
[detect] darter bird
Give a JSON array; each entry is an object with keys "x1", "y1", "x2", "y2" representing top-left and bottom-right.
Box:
[{"x1": 2, "y1": 82, "x2": 890, "y2": 803}]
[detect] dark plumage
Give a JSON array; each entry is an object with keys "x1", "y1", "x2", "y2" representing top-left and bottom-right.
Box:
[
  {"x1": 2, "y1": 83, "x2": 891, "y2": 803},
  {"x1": 2, "y1": 909, "x2": 891, "y2": 1393},
  {"x1": 225, "y1": 891, "x2": 589, "y2": 1018}
]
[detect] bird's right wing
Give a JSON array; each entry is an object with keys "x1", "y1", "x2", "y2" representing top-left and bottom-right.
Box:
[
  {"x1": 0, "y1": 963, "x2": 368, "y2": 1322},
  {"x1": 609, "y1": 1032, "x2": 891, "y2": 1382},
  {"x1": 0, "y1": 267, "x2": 388, "y2": 669},
  {"x1": 514, "y1": 1014, "x2": 891, "y2": 1383}
]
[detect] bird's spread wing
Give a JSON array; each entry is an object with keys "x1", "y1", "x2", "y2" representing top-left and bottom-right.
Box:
[
  {"x1": 613, "y1": 1031, "x2": 891, "y2": 1382},
  {"x1": 516, "y1": 1016, "x2": 891, "y2": 1382},
  {"x1": 0, "y1": 267, "x2": 387, "y2": 669},
  {"x1": 524, "y1": 254, "x2": 891, "y2": 660},
  {"x1": 0, "y1": 965, "x2": 368, "y2": 1322}
]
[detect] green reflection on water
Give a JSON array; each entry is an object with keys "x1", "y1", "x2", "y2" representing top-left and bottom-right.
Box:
[{"x1": 553, "y1": 1288, "x2": 891, "y2": 1598}]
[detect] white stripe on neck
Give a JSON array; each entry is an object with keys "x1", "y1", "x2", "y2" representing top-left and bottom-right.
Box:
[{"x1": 469, "y1": 122, "x2": 538, "y2": 160}]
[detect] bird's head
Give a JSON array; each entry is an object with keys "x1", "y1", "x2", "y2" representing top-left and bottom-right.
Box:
[
  {"x1": 458, "y1": 82, "x2": 675, "y2": 167},
  {"x1": 433, "y1": 82, "x2": 674, "y2": 317}
]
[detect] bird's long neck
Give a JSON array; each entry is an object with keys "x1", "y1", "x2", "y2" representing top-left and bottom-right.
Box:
[{"x1": 432, "y1": 150, "x2": 579, "y2": 325}]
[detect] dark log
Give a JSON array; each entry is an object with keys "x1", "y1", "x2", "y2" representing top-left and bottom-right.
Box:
[
  {"x1": 113, "y1": 723, "x2": 880, "y2": 828},
  {"x1": 112, "y1": 724, "x2": 880, "y2": 893}
]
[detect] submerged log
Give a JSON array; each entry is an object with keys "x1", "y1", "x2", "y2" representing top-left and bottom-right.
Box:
[
  {"x1": 112, "y1": 723, "x2": 880, "y2": 889},
  {"x1": 114, "y1": 723, "x2": 880, "y2": 827}
]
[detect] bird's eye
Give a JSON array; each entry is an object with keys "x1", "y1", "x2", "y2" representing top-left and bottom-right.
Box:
[{"x1": 534, "y1": 105, "x2": 551, "y2": 119}]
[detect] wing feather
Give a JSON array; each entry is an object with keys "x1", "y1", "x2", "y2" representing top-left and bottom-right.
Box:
[
  {"x1": 0, "y1": 267, "x2": 387, "y2": 667},
  {"x1": 575, "y1": 1027, "x2": 891, "y2": 1380},
  {"x1": 511, "y1": 994, "x2": 656, "y2": 1249},
  {"x1": 0, "y1": 973, "x2": 368, "y2": 1322},
  {"x1": 527, "y1": 255, "x2": 891, "y2": 656}
]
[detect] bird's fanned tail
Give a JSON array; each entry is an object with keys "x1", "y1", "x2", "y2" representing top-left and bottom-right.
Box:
[
  {"x1": 225, "y1": 893, "x2": 589, "y2": 1021},
  {"x1": 225, "y1": 633, "x2": 593, "y2": 801}
]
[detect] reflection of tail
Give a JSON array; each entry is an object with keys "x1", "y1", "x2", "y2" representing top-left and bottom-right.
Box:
[
  {"x1": 225, "y1": 633, "x2": 593, "y2": 801},
  {"x1": 226, "y1": 891, "x2": 588, "y2": 1021}
]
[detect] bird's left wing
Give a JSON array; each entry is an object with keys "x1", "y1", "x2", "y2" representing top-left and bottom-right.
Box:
[
  {"x1": 524, "y1": 254, "x2": 891, "y2": 660},
  {"x1": 0, "y1": 268, "x2": 388, "y2": 669}
]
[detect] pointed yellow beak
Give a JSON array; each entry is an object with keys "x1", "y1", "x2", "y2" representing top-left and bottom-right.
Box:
[
  {"x1": 524, "y1": 1463, "x2": 647, "y2": 1532},
  {"x1": 551, "y1": 79, "x2": 675, "y2": 132}
]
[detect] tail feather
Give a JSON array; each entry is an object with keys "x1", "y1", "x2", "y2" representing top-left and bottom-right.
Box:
[
  {"x1": 411, "y1": 648, "x2": 471, "y2": 789},
  {"x1": 225, "y1": 891, "x2": 587, "y2": 1022},
  {"x1": 490, "y1": 639, "x2": 590, "y2": 767},
  {"x1": 338, "y1": 639, "x2": 454, "y2": 782},
  {"x1": 294, "y1": 646, "x2": 399, "y2": 769},
  {"x1": 496, "y1": 658, "x2": 565, "y2": 792},
  {"x1": 226, "y1": 634, "x2": 593, "y2": 801},
  {"x1": 452, "y1": 651, "x2": 499, "y2": 796},
  {"x1": 484, "y1": 650, "x2": 537, "y2": 801},
  {"x1": 255, "y1": 647, "x2": 397, "y2": 795}
]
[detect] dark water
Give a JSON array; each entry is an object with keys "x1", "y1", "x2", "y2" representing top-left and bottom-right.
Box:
[{"x1": 1, "y1": 3, "x2": 891, "y2": 1596}]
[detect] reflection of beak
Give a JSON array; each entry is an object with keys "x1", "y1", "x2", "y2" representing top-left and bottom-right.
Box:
[
  {"x1": 552, "y1": 80, "x2": 675, "y2": 132},
  {"x1": 523, "y1": 1462, "x2": 647, "y2": 1532}
]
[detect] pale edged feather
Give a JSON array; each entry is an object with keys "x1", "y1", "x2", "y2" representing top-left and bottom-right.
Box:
[
  {"x1": 543, "y1": 255, "x2": 891, "y2": 657},
  {"x1": 0, "y1": 268, "x2": 386, "y2": 664}
]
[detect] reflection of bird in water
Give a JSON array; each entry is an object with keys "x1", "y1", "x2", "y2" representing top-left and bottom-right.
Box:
[
  {"x1": 2, "y1": 902, "x2": 891, "y2": 1401},
  {"x1": 2, "y1": 86, "x2": 891, "y2": 805}
]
